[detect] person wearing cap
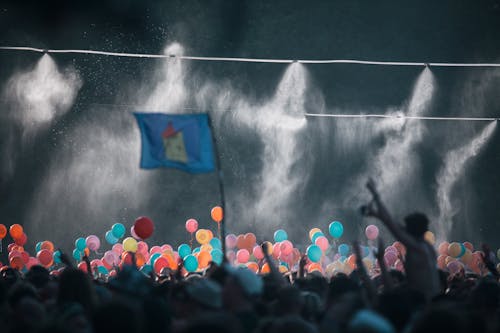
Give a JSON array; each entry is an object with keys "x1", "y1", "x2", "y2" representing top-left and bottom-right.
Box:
[
  {"x1": 222, "y1": 265, "x2": 263, "y2": 333},
  {"x1": 365, "y1": 179, "x2": 440, "y2": 300}
]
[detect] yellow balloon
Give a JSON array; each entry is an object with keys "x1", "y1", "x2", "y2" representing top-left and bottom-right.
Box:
[
  {"x1": 309, "y1": 228, "x2": 322, "y2": 240},
  {"x1": 200, "y1": 244, "x2": 213, "y2": 252},
  {"x1": 122, "y1": 237, "x2": 138, "y2": 253},
  {"x1": 461, "y1": 249, "x2": 472, "y2": 265},
  {"x1": 424, "y1": 231, "x2": 435, "y2": 245},
  {"x1": 445, "y1": 256, "x2": 456, "y2": 265},
  {"x1": 448, "y1": 242, "x2": 461, "y2": 258},
  {"x1": 196, "y1": 229, "x2": 212, "y2": 245}
]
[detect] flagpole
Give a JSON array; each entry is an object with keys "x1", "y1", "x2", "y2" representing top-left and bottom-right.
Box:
[{"x1": 206, "y1": 114, "x2": 227, "y2": 262}]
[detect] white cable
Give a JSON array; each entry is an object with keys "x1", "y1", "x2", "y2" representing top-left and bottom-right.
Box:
[
  {"x1": 304, "y1": 113, "x2": 499, "y2": 121},
  {"x1": 2, "y1": 46, "x2": 500, "y2": 67}
]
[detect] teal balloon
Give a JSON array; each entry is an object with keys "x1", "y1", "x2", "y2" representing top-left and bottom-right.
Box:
[
  {"x1": 75, "y1": 238, "x2": 86, "y2": 251},
  {"x1": 53, "y1": 250, "x2": 62, "y2": 264},
  {"x1": 150, "y1": 253, "x2": 161, "y2": 264},
  {"x1": 178, "y1": 244, "x2": 191, "y2": 259},
  {"x1": 279, "y1": 261, "x2": 289, "y2": 269},
  {"x1": 211, "y1": 249, "x2": 223, "y2": 265},
  {"x1": 458, "y1": 243, "x2": 466, "y2": 258},
  {"x1": 338, "y1": 244, "x2": 350, "y2": 256},
  {"x1": 105, "y1": 231, "x2": 118, "y2": 245},
  {"x1": 311, "y1": 231, "x2": 325, "y2": 243},
  {"x1": 97, "y1": 266, "x2": 109, "y2": 275},
  {"x1": 339, "y1": 255, "x2": 347, "y2": 263},
  {"x1": 193, "y1": 247, "x2": 201, "y2": 254},
  {"x1": 72, "y1": 248, "x2": 82, "y2": 261},
  {"x1": 36, "y1": 242, "x2": 42, "y2": 252},
  {"x1": 307, "y1": 245, "x2": 322, "y2": 263},
  {"x1": 111, "y1": 223, "x2": 126, "y2": 239},
  {"x1": 141, "y1": 264, "x2": 152, "y2": 274},
  {"x1": 329, "y1": 221, "x2": 344, "y2": 238},
  {"x1": 209, "y1": 237, "x2": 222, "y2": 249},
  {"x1": 184, "y1": 255, "x2": 198, "y2": 272},
  {"x1": 274, "y1": 229, "x2": 288, "y2": 242}
]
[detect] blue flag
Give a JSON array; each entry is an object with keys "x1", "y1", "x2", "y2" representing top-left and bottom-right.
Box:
[{"x1": 134, "y1": 113, "x2": 215, "y2": 173}]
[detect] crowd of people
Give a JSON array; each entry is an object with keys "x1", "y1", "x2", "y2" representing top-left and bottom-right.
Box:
[{"x1": 1, "y1": 181, "x2": 499, "y2": 333}]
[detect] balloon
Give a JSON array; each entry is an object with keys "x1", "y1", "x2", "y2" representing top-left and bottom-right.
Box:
[
  {"x1": 90, "y1": 259, "x2": 103, "y2": 268},
  {"x1": 134, "y1": 217, "x2": 154, "y2": 239},
  {"x1": 122, "y1": 237, "x2": 138, "y2": 253},
  {"x1": 178, "y1": 244, "x2": 191, "y2": 259},
  {"x1": 185, "y1": 219, "x2": 198, "y2": 233},
  {"x1": 253, "y1": 245, "x2": 264, "y2": 260},
  {"x1": 53, "y1": 250, "x2": 62, "y2": 264},
  {"x1": 141, "y1": 264, "x2": 153, "y2": 274},
  {"x1": 261, "y1": 263, "x2": 271, "y2": 274},
  {"x1": 438, "y1": 242, "x2": 449, "y2": 255},
  {"x1": 311, "y1": 232, "x2": 325, "y2": 244},
  {"x1": 309, "y1": 228, "x2": 322, "y2": 241},
  {"x1": 97, "y1": 266, "x2": 109, "y2": 275},
  {"x1": 195, "y1": 229, "x2": 212, "y2": 245},
  {"x1": 338, "y1": 244, "x2": 350, "y2": 257},
  {"x1": 0, "y1": 224, "x2": 6, "y2": 239},
  {"x1": 244, "y1": 233, "x2": 257, "y2": 249},
  {"x1": 365, "y1": 225, "x2": 379, "y2": 240},
  {"x1": 200, "y1": 244, "x2": 213, "y2": 253},
  {"x1": 362, "y1": 257, "x2": 373, "y2": 270},
  {"x1": 37, "y1": 249, "x2": 53, "y2": 267},
  {"x1": 273, "y1": 229, "x2": 288, "y2": 242},
  {"x1": 197, "y1": 251, "x2": 212, "y2": 268},
  {"x1": 210, "y1": 249, "x2": 223, "y2": 265},
  {"x1": 103, "y1": 251, "x2": 116, "y2": 266},
  {"x1": 384, "y1": 251, "x2": 398, "y2": 266},
  {"x1": 111, "y1": 223, "x2": 126, "y2": 239},
  {"x1": 150, "y1": 246, "x2": 162, "y2": 254},
  {"x1": 193, "y1": 247, "x2": 201, "y2": 254},
  {"x1": 10, "y1": 256, "x2": 24, "y2": 270},
  {"x1": 135, "y1": 253, "x2": 146, "y2": 267},
  {"x1": 393, "y1": 242, "x2": 406, "y2": 257},
  {"x1": 461, "y1": 249, "x2": 473, "y2": 266},
  {"x1": 35, "y1": 242, "x2": 42, "y2": 252},
  {"x1": 105, "y1": 231, "x2": 118, "y2": 245},
  {"x1": 448, "y1": 242, "x2": 462, "y2": 258},
  {"x1": 329, "y1": 221, "x2": 344, "y2": 238},
  {"x1": 247, "y1": 262, "x2": 259, "y2": 273},
  {"x1": 112, "y1": 244, "x2": 123, "y2": 256},
  {"x1": 184, "y1": 255, "x2": 198, "y2": 272},
  {"x1": 154, "y1": 257, "x2": 170, "y2": 274},
  {"x1": 161, "y1": 244, "x2": 173, "y2": 252},
  {"x1": 314, "y1": 236, "x2": 329, "y2": 251},
  {"x1": 447, "y1": 260, "x2": 463, "y2": 275},
  {"x1": 307, "y1": 245, "x2": 322, "y2": 263},
  {"x1": 72, "y1": 249, "x2": 82, "y2": 261},
  {"x1": 236, "y1": 249, "x2": 250, "y2": 263},
  {"x1": 75, "y1": 238, "x2": 86, "y2": 251},
  {"x1": 280, "y1": 240, "x2": 293, "y2": 255},
  {"x1": 40, "y1": 240, "x2": 54, "y2": 252},
  {"x1": 86, "y1": 235, "x2": 100, "y2": 252},
  {"x1": 130, "y1": 226, "x2": 140, "y2": 240},
  {"x1": 210, "y1": 206, "x2": 223, "y2": 223},
  {"x1": 209, "y1": 237, "x2": 222, "y2": 249},
  {"x1": 26, "y1": 257, "x2": 38, "y2": 270},
  {"x1": 424, "y1": 231, "x2": 435, "y2": 245},
  {"x1": 463, "y1": 242, "x2": 474, "y2": 252},
  {"x1": 272, "y1": 243, "x2": 281, "y2": 259},
  {"x1": 9, "y1": 224, "x2": 23, "y2": 240},
  {"x1": 225, "y1": 234, "x2": 237, "y2": 249},
  {"x1": 437, "y1": 255, "x2": 447, "y2": 269},
  {"x1": 15, "y1": 233, "x2": 27, "y2": 246},
  {"x1": 236, "y1": 235, "x2": 245, "y2": 249}
]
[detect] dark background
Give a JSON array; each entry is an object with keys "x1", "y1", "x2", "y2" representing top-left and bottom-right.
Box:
[{"x1": 0, "y1": 0, "x2": 499, "y2": 260}]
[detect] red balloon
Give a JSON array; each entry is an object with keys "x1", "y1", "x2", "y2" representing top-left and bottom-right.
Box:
[
  {"x1": 134, "y1": 217, "x2": 154, "y2": 239},
  {"x1": 77, "y1": 262, "x2": 88, "y2": 273},
  {"x1": 37, "y1": 249, "x2": 53, "y2": 267},
  {"x1": 15, "y1": 233, "x2": 27, "y2": 246}
]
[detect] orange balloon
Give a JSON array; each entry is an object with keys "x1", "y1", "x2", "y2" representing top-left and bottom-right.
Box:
[
  {"x1": 247, "y1": 262, "x2": 259, "y2": 273},
  {"x1": 197, "y1": 251, "x2": 212, "y2": 269},
  {"x1": 309, "y1": 228, "x2": 322, "y2": 240},
  {"x1": 0, "y1": 224, "x2": 7, "y2": 239},
  {"x1": 347, "y1": 254, "x2": 357, "y2": 269},
  {"x1": 135, "y1": 253, "x2": 146, "y2": 267},
  {"x1": 244, "y1": 233, "x2": 256, "y2": 249},
  {"x1": 84, "y1": 248, "x2": 90, "y2": 257},
  {"x1": 9, "y1": 224, "x2": 23, "y2": 239},
  {"x1": 164, "y1": 253, "x2": 178, "y2": 270},
  {"x1": 236, "y1": 235, "x2": 245, "y2": 249},
  {"x1": 260, "y1": 263, "x2": 271, "y2": 274},
  {"x1": 307, "y1": 263, "x2": 322, "y2": 273},
  {"x1": 210, "y1": 206, "x2": 223, "y2": 223},
  {"x1": 10, "y1": 256, "x2": 24, "y2": 270},
  {"x1": 41, "y1": 241, "x2": 54, "y2": 252}
]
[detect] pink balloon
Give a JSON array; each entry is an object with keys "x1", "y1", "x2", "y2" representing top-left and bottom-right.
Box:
[
  {"x1": 131, "y1": 226, "x2": 140, "y2": 240},
  {"x1": 226, "y1": 250, "x2": 236, "y2": 263},
  {"x1": 149, "y1": 246, "x2": 162, "y2": 254},
  {"x1": 137, "y1": 241, "x2": 149, "y2": 254},
  {"x1": 103, "y1": 251, "x2": 116, "y2": 266},
  {"x1": 365, "y1": 225, "x2": 379, "y2": 240},
  {"x1": 273, "y1": 243, "x2": 281, "y2": 259},
  {"x1": 225, "y1": 234, "x2": 237, "y2": 249},
  {"x1": 185, "y1": 219, "x2": 198, "y2": 233},
  {"x1": 161, "y1": 244, "x2": 173, "y2": 252},
  {"x1": 253, "y1": 245, "x2": 264, "y2": 260},
  {"x1": 314, "y1": 236, "x2": 329, "y2": 251},
  {"x1": 395, "y1": 259, "x2": 404, "y2": 272},
  {"x1": 90, "y1": 259, "x2": 102, "y2": 268},
  {"x1": 384, "y1": 251, "x2": 398, "y2": 267},
  {"x1": 280, "y1": 240, "x2": 294, "y2": 255},
  {"x1": 385, "y1": 246, "x2": 398, "y2": 254},
  {"x1": 236, "y1": 249, "x2": 250, "y2": 263},
  {"x1": 86, "y1": 235, "x2": 101, "y2": 251},
  {"x1": 279, "y1": 252, "x2": 293, "y2": 263},
  {"x1": 26, "y1": 257, "x2": 39, "y2": 269},
  {"x1": 112, "y1": 243, "x2": 123, "y2": 256}
]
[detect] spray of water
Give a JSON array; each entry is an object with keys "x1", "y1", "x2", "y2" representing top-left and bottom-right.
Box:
[{"x1": 436, "y1": 121, "x2": 497, "y2": 237}]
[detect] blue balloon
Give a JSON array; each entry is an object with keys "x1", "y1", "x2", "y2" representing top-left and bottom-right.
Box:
[
  {"x1": 149, "y1": 253, "x2": 161, "y2": 264},
  {"x1": 75, "y1": 237, "x2": 86, "y2": 251},
  {"x1": 211, "y1": 249, "x2": 223, "y2": 265},
  {"x1": 72, "y1": 248, "x2": 82, "y2": 261},
  {"x1": 111, "y1": 223, "x2": 126, "y2": 239},
  {"x1": 193, "y1": 247, "x2": 201, "y2": 253},
  {"x1": 338, "y1": 243, "x2": 350, "y2": 256},
  {"x1": 329, "y1": 221, "x2": 344, "y2": 238},
  {"x1": 307, "y1": 244, "x2": 322, "y2": 263},
  {"x1": 362, "y1": 246, "x2": 371, "y2": 258},
  {"x1": 274, "y1": 229, "x2": 288, "y2": 242},
  {"x1": 339, "y1": 255, "x2": 347, "y2": 263},
  {"x1": 178, "y1": 244, "x2": 191, "y2": 259},
  {"x1": 311, "y1": 231, "x2": 325, "y2": 243},
  {"x1": 184, "y1": 255, "x2": 198, "y2": 272},
  {"x1": 36, "y1": 242, "x2": 42, "y2": 252},
  {"x1": 97, "y1": 266, "x2": 109, "y2": 275},
  {"x1": 53, "y1": 250, "x2": 62, "y2": 264},
  {"x1": 105, "y1": 231, "x2": 118, "y2": 245},
  {"x1": 209, "y1": 237, "x2": 222, "y2": 249}
]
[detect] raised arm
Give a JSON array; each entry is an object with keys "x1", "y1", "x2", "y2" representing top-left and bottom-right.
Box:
[{"x1": 365, "y1": 179, "x2": 419, "y2": 250}]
